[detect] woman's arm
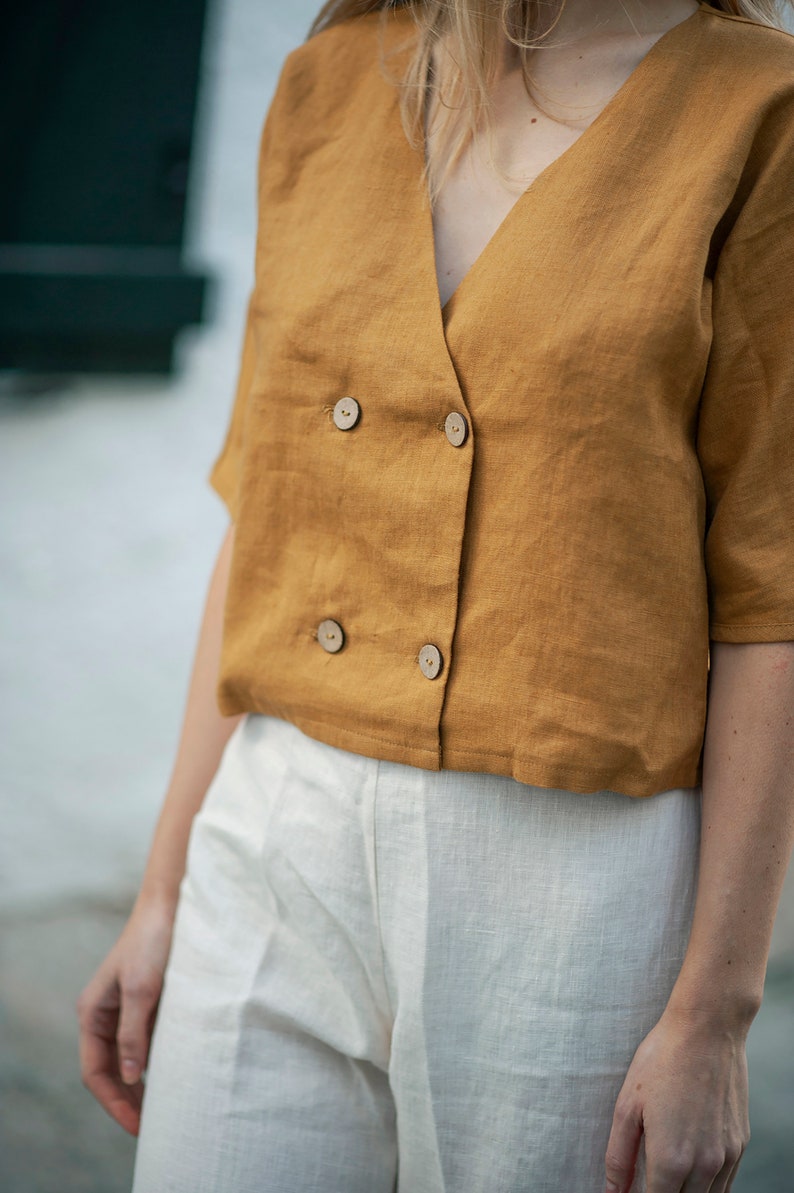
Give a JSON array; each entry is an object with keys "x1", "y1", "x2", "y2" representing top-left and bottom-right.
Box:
[
  {"x1": 668, "y1": 640, "x2": 794, "y2": 1024},
  {"x1": 604, "y1": 639, "x2": 794, "y2": 1193},
  {"x1": 137, "y1": 521, "x2": 243, "y2": 907},
  {"x1": 77, "y1": 521, "x2": 243, "y2": 1134}
]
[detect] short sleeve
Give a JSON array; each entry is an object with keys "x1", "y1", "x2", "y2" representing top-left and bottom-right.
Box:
[{"x1": 697, "y1": 98, "x2": 794, "y2": 644}]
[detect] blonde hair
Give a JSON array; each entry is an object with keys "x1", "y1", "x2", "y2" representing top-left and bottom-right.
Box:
[{"x1": 309, "y1": 0, "x2": 792, "y2": 202}]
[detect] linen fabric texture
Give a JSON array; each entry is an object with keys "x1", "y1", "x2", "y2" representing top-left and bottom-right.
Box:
[
  {"x1": 131, "y1": 713, "x2": 701, "y2": 1193},
  {"x1": 209, "y1": 2, "x2": 794, "y2": 798}
]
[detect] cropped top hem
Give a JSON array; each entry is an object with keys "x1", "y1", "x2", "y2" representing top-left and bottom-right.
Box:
[{"x1": 218, "y1": 703, "x2": 702, "y2": 800}]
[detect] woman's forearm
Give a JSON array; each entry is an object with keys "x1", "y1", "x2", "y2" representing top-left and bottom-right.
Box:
[
  {"x1": 666, "y1": 639, "x2": 794, "y2": 1029},
  {"x1": 602, "y1": 641, "x2": 792, "y2": 1190},
  {"x1": 137, "y1": 522, "x2": 244, "y2": 908}
]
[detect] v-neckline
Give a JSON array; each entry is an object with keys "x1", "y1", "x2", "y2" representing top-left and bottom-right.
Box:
[{"x1": 408, "y1": 1, "x2": 708, "y2": 322}]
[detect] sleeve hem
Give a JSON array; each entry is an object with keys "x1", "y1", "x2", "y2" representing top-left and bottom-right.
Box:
[
  {"x1": 709, "y1": 621, "x2": 794, "y2": 643},
  {"x1": 207, "y1": 462, "x2": 238, "y2": 523}
]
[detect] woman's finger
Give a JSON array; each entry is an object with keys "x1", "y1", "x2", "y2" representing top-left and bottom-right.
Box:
[
  {"x1": 78, "y1": 994, "x2": 143, "y2": 1136},
  {"x1": 652, "y1": 1143, "x2": 738, "y2": 1193},
  {"x1": 604, "y1": 1097, "x2": 643, "y2": 1192},
  {"x1": 115, "y1": 969, "x2": 162, "y2": 1084},
  {"x1": 709, "y1": 1145, "x2": 746, "y2": 1193}
]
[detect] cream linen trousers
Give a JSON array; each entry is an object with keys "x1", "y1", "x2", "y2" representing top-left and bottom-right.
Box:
[{"x1": 132, "y1": 713, "x2": 701, "y2": 1193}]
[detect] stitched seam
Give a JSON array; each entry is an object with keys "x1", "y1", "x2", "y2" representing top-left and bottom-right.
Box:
[
  {"x1": 441, "y1": 745, "x2": 680, "y2": 784},
  {"x1": 710, "y1": 620, "x2": 794, "y2": 631}
]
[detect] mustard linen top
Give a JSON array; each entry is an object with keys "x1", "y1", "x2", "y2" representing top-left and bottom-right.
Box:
[{"x1": 209, "y1": 1, "x2": 794, "y2": 798}]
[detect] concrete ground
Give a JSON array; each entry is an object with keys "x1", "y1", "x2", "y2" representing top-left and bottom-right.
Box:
[{"x1": 1, "y1": 1, "x2": 793, "y2": 1190}]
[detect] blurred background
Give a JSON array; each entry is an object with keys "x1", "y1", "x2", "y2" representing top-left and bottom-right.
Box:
[{"x1": 0, "y1": 1, "x2": 792, "y2": 1190}]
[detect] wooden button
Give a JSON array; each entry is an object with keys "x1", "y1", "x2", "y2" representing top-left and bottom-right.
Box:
[
  {"x1": 317, "y1": 619, "x2": 345, "y2": 653},
  {"x1": 444, "y1": 412, "x2": 468, "y2": 447},
  {"x1": 418, "y1": 644, "x2": 443, "y2": 679},
  {"x1": 333, "y1": 397, "x2": 361, "y2": 431}
]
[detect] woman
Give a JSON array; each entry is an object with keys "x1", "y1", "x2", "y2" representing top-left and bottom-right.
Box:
[{"x1": 78, "y1": 0, "x2": 794, "y2": 1190}]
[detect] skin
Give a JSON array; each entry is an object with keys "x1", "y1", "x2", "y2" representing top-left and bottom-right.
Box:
[
  {"x1": 78, "y1": 3, "x2": 794, "y2": 1190},
  {"x1": 77, "y1": 524, "x2": 241, "y2": 1136}
]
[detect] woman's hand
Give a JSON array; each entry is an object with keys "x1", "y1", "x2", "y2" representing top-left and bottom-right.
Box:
[
  {"x1": 604, "y1": 1006, "x2": 751, "y2": 1193},
  {"x1": 76, "y1": 893, "x2": 178, "y2": 1136}
]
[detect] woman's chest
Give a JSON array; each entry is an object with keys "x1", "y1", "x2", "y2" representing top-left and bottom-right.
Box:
[
  {"x1": 255, "y1": 15, "x2": 725, "y2": 378},
  {"x1": 428, "y1": 31, "x2": 672, "y2": 310},
  {"x1": 430, "y1": 111, "x2": 582, "y2": 309}
]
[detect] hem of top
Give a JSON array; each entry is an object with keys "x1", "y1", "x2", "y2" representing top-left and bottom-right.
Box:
[
  {"x1": 440, "y1": 743, "x2": 699, "y2": 799},
  {"x1": 284, "y1": 710, "x2": 441, "y2": 766},
  {"x1": 709, "y1": 620, "x2": 794, "y2": 639},
  {"x1": 258, "y1": 710, "x2": 701, "y2": 800}
]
